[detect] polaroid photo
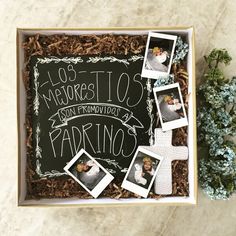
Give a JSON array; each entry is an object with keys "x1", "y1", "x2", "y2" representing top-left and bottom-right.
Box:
[
  {"x1": 64, "y1": 149, "x2": 114, "y2": 198},
  {"x1": 153, "y1": 83, "x2": 188, "y2": 131},
  {"x1": 121, "y1": 146, "x2": 163, "y2": 198},
  {"x1": 141, "y1": 32, "x2": 177, "y2": 79}
]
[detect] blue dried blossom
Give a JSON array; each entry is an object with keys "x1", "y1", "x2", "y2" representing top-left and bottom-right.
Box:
[
  {"x1": 199, "y1": 158, "x2": 235, "y2": 200},
  {"x1": 216, "y1": 109, "x2": 232, "y2": 127},
  {"x1": 215, "y1": 146, "x2": 236, "y2": 161},
  {"x1": 172, "y1": 37, "x2": 189, "y2": 64},
  {"x1": 219, "y1": 77, "x2": 236, "y2": 103},
  {"x1": 199, "y1": 77, "x2": 236, "y2": 108},
  {"x1": 154, "y1": 74, "x2": 175, "y2": 87},
  {"x1": 210, "y1": 159, "x2": 236, "y2": 175},
  {"x1": 198, "y1": 49, "x2": 236, "y2": 200}
]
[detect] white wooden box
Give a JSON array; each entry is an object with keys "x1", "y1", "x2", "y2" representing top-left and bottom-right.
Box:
[{"x1": 17, "y1": 27, "x2": 197, "y2": 206}]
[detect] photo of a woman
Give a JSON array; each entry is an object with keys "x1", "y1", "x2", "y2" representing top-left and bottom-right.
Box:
[
  {"x1": 121, "y1": 147, "x2": 163, "y2": 198},
  {"x1": 134, "y1": 157, "x2": 155, "y2": 188},
  {"x1": 126, "y1": 151, "x2": 160, "y2": 190}
]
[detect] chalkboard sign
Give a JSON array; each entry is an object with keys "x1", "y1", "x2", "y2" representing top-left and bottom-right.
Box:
[{"x1": 30, "y1": 55, "x2": 156, "y2": 178}]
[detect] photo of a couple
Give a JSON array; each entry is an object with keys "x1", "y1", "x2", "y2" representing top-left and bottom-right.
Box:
[
  {"x1": 156, "y1": 89, "x2": 184, "y2": 123},
  {"x1": 69, "y1": 154, "x2": 106, "y2": 191},
  {"x1": 145, "y1": 46, "x2": 170, "y2": 72},
  {"x1": 142, "y1": 32, "x2": 177, "y2": 79},
  {"x1": 64, "y1": 149, "x2": 114, "y2": 198},
  {"x1": 153, "y1": 83, "x2": 188, "y2": 131}
]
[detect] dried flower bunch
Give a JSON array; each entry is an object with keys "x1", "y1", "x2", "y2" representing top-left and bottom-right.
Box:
[
  {"x1": 198, "y1": 49, "x2": 236, "y2": 199},
  {"x1": 23, "y1": 34, "x2": 189, "y2": 199}
]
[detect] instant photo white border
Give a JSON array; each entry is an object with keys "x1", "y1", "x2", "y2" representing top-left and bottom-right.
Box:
[
  {"x1": 64, "y1": 149, "x2": 114, "y2": 198},
  {"x1": 153, "y1": 83, "x2": 188, "y2": 131},
  {"x1": 121, "y1": 147, "x2": 163, "y2": 198},
  {"x1": 141, "y1": 32, "x2": 177, "y2": 79},
  {"x1": 17, "y1": 27, "x2": 197, "y2": 206}
]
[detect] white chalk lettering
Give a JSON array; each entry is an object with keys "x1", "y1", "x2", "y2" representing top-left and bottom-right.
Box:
[
  {"x1": 60, "y1": 129, "x2": 74, "y2": 157},
  {"x1": 49, "y1": 128, "x2": 61, "y2": 157},
  {"x1": 117, "y1": 73, "x2": 130, "y2": 102}
]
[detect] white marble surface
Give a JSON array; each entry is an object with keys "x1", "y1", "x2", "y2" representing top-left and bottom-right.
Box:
[{"x1": 0, "y1": 0, "x2": 236, "y2": 235}]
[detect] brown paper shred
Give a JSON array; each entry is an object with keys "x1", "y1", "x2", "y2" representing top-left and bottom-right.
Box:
[
  {"x1": 22, "y1": 34, "x2": 189, "y2": 199},
  {"x1": 172, "y1": 160, "x2": 189, "y2": 196}
]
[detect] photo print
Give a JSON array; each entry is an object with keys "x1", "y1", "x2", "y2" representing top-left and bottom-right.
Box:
[
  {"x1": 153, "y1": 83, "x2": 188, "y2": 131},
  {"x1": 121, "y1": 147, "x2": 163, "y2": 198},
  {"x1": 141, "y1": 32, "x2": 177, "y2": 79},
  {"x1": 64, "y1": 149, "x2": 114, "y2": 198}
]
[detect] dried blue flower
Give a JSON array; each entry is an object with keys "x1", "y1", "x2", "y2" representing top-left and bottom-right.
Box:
[
  {"x1": 172, "y1": 37, "x2": 189, "y2": 64},
  {"x1": 198, "y1": 49, "x2": 236, "y2": 200},
  {"x1": 153, "y1": 74, "x2": 175, "y2": 87}
]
